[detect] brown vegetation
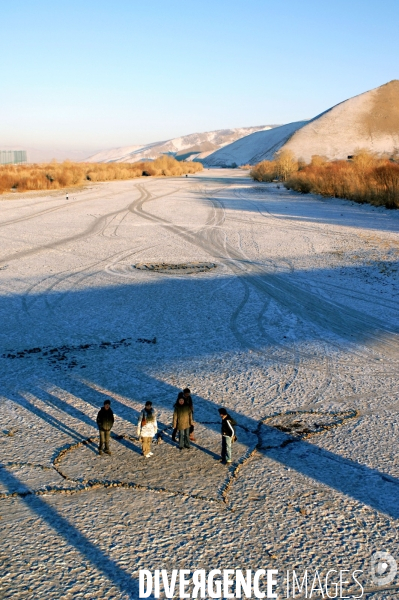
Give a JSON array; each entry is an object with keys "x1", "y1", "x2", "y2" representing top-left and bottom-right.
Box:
[
  {"x1": 249, "y1": 150, "x2": 298, "y2": 182},
  {"x1": 0, "y1": 156, "x2": 203, "y2": 195},
  {"x1": 250, "y1": 150, "x2": 399, "y2": 209}
]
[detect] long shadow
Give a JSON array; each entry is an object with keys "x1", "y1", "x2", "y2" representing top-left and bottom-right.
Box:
[
  {"x1": 12, "y1": 392, "x2": 98, "y2": 454},
  {"x1": 13, "y1": 363, "x2": 397, "y2": 518},
  {"x1": 261, "y1": 431, "x2": 399, "y2": 518},
  {"x1": 72, "y1": 373, "x2": 399, "y2": 519},
  {"x1": 1, "y1": 266, "x2": 398, "y2": 368},
  {"x1": 160, "y1": 427, "x2": 220, "y2": 460},
  {"x1": 32, "y1": 383, "x2": 142, "y2": 456},
  {"x1": 57, "y1": 378, "x2": 217, "y2": 459},
  {"x1": 215, "y1": 184, "x2": 399, "y2": 232},
  {"x1": 0, "y1": 466, "x2": 152, "y2": 599},
  {"x1": 61, "y1": 377, "x2": 141, "y2": 426},
  {"x1": 0, "y1": 265, "x2": 398, "y2": 517},
  {"x1": 188, "y1": 440, "x2": 220, "y2": 460},
  {"x1": 65, "y1": 378, "x2": 172, "y2": 451}
]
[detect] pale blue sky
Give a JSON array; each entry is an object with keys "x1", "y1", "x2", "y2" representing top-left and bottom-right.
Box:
[{"x1": 1, "y1": 0, "x2": 398, "y2": 157}]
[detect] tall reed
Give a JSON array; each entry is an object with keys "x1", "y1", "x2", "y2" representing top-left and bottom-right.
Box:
[
  {"x1": 0, "y1": 156, "x2": 203, "y2": 195},
  {"x1": 250, "y1": 150, "x2": 399, "y2": 209}
]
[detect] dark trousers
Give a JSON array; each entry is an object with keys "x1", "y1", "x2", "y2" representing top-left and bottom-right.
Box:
[
  {"x1": 179, "y1": 428, "x2": 190, "y2": 449},
  {"x1": 99, "y1": 429, "x2": 110, "y2": 451}
]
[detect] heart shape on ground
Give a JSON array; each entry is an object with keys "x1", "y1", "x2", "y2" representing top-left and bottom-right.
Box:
[{"x1": 56, "y1": 424, "x2": 257, "y2": 501}]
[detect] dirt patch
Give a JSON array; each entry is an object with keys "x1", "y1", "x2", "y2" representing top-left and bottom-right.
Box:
[
  {"x1": 1, "y1": 338, "x2": 133, "y2": 371},
  {"x1": 133, "y1": 262, "x2": 217, "y2": 274},
  {"x1": 264, "y1": 409, "x2": 359, "y2": 440},
  {"x1": 362, "y1": 79, "x2": 399, "y2": 136}
]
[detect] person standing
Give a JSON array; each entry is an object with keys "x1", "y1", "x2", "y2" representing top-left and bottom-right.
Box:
[
  {"x1": 172, "y1": 388, "x2": 195, "y2": 442},
  {"x1": 218, "y1": 407, "x2": 236, "y2": 464},
  {"x1": 182, "y1": 387, "x2": 196, "y2": 441},
  {"x1": 173, "y1": 395, "x2": 193, "y2": 450},
  {"x1": 96, "y1": 400, "x2": 114, "y2": 456},
  {"x1": 137, "y1": 401, "x2": 157, "y2": 458}
]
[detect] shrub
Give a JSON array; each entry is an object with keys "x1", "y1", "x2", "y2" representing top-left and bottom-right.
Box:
[
  {"x1": 285, "y1": 152, "x2": 399, "y2": 209},
  {"x1": 250, "y1": 160, "x2": 277, "y2": 182},
  {"x1": 373, "y1": 163, "x2": 399, "y2": 208},
  {"x1": 249, "y1": 150, "x2": 298, "y2": 182},
  {"x1": 0, "y1": 157, "x2": 203, "y2": 195},
  {"x1": 274, "y1": 150, "x2": 298, "y2": 181}
]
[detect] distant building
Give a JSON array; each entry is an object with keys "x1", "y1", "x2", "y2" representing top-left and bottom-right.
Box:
[{"x1": 0, "y1": 150, "x2": 27, "y2": 165}]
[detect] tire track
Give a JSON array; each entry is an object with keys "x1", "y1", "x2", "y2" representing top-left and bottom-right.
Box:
[
  {"x1": 0, "y1": 184, "x2": 131, "y2": 230},
  {"x1": 0, "y1": 205, "x2": 129, "y2": 264},
  {"x1": 131, "y1": 182, "x2": 304, "y2": 402},
  {"x1": 18, "y1": 184, "x2": 151, "y2": 314},
  {"x1": 20, "y1": 183, "x2": 186, "y2": 316},
  {"x1": 131, "y1": 181, "x2": 399, "y2": 372},
  {"x1": 0, "y1": 181, "x2": 149, "y2": 264}
]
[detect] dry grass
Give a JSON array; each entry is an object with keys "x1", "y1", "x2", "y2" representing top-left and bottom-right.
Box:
[
  {"x1": 250, "y1": 149, "x2": 399, "y2": 209},
  {"x1": 249, "y1": 150, "x2": 298, "y2": 182},
  {"x1": 285, "y1": 151, "x2": 399, "y2": 208},
  {"x1": 0, "y1": 156, "x2": 203, "y2": 195}
]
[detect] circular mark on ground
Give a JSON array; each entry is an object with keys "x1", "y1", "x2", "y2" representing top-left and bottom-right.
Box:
[
  {"x1": 264, "y1": 409, "x2": 358, "y2": 440},
  {"x1": 133, "y1": 262, "x2": 217, "y2": 275}
]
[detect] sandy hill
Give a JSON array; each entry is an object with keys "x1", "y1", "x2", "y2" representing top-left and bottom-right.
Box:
[
  {"x1": 85, "y1": 126, "x2": 277, "y2": 163},
  {"x1": 203, "y1": 80, "x2": 399, "y2": 166},
  {"x1": 201, "y1": 121, "x2": 308, "y2": 167}
]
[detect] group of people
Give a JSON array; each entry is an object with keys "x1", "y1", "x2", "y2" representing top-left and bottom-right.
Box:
[{"x1": 96, "y1": 388, "x2": 237, "y2": 464}]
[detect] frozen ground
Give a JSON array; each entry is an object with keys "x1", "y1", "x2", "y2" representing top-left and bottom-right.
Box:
[{"x1": 1, "y1": 169, "x2": 399, "y2": 599}]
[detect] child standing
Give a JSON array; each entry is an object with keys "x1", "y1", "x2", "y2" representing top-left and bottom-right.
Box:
[
  {"x1": 137, "y1": 401, "x2": 157, "y2": 458},
  {"x1": 218, "y1": 407, "x2": 236, "y2": 464},
  {"x1": 96, "y1": 400, "x2": 114, "y2": 456}
]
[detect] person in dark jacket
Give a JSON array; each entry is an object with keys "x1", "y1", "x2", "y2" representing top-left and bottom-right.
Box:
[
  {"x1": 96, "y1": 400, "x2": 114, "y2": 456},
  {"x1": 218, "y1": 407, "x2": 236, "y2": 464},
  {"x1": 173, "y1": 396, "x2": 193, "y2": 450}
]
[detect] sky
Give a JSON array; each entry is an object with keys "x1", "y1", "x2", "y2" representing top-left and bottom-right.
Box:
[{"x1": 1, "y1": 0, "x2": 399, "y2": 159}]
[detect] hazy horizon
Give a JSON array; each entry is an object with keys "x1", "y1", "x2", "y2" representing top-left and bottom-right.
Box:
[{"x1": 2, "y1": 0, "x2": 399, "y2": 161}]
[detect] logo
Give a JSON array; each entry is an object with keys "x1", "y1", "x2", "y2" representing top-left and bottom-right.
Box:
[{"x1": 371, "y1": 552, "x2": 397, "y2": 586}]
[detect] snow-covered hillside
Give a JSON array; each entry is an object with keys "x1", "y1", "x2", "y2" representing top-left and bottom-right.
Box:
[
  {"x1": 85, "y1": 126, "x2": 276, "y2": 163},
  {"x1": 203, "y1": 80, "x2": 399, "y2": 166},
  {"x1": 201, "y1": 121, "x2": 307, "y2": 167}
]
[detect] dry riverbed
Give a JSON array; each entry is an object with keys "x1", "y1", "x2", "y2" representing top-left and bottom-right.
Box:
[{"x1": 1, "y1": 170, "x2": 399, "y2": 598}]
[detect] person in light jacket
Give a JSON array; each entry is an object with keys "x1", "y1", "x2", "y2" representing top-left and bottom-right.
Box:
[
  {"x1": 218, "y1": 407, "x2": 236, "y2": 464},
  {"x1": 173, "y1": 395, "x2": 193, "y2": 450},
  {"x1": 137, "y1": 401, "x2": 157, "y2": 458}
]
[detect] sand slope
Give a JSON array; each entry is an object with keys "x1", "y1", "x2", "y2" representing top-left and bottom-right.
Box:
[{"x1": 204, "y1": 80, "x2": 399, "y2": 166}]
